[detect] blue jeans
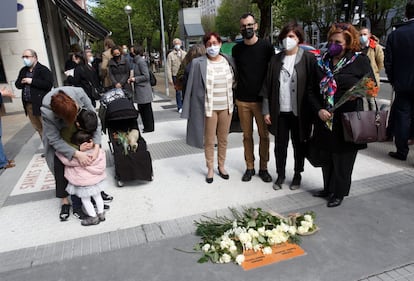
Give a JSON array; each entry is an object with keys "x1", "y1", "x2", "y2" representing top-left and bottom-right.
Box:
[
  {"x1": 172, "y1": 76, "x2": 183, "y2": 110},
  {"x1": 392, "y1": 92, "x2": 414, "y2": 157},
  {"x1": 0, "y1": 118, "x2": 8, "y2": 168}
]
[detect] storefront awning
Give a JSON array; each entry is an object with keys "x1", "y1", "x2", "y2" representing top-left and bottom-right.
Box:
[
  {"x1": 0, "y1": 0, "x2": 17, "y2": 32},
  {"x1": 53, "y1": 0, "x2": 110, "y2": 40}
]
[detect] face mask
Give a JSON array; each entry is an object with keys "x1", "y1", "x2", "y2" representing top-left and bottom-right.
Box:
[
  {"x1": 122, "y1": 48, "x2": 128, "y2": 54},
  {"x1": 360, "y1": 35, "x2": 369, "y2": 45},
  {"x1": 206, "y1": 45, "x2": 221, "y2": 57},
  {"x1": 113, "y1": 55, "x2": 121, "y2": 60},
  {"x1": 241, "y1": 28, "x2": 255, "y2": 40},
  {"x1": 328, "y1": 43, "x2": 343, "y2": 57},
  {"x1": 282, "y1": 37, "x2": 297, "y2": 51},
  {"x1": 174, "y1": 44, "x2": 181, "y2": 50},
  {"x1": 88, "y1": 56, "x2": 94, "y2": 64},
  {"x1": 23, "y1": 58, "x2": 33, "y2": 67}
]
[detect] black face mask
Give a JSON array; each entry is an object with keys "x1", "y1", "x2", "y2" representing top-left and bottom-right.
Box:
[
  {"x1": 241, "y1": 28, "x2": 255, "y2": 39},
  {"x1": 113, "y1": 55, "x2": 121, "y2": 60}
]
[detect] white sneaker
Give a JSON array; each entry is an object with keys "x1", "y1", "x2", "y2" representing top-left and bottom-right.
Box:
[{"x1": 178, "y1": 108, "x2": 182, "y2": 113}]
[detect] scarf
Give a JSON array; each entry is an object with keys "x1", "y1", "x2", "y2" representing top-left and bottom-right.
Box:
[{"x1": 317, "y1": 52, "x2": 359, "y2": 111}]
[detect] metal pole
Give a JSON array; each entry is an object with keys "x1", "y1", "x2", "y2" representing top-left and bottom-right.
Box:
[
  {"x1": 127, "y1": 14, "x2": 134, "y2": 46},
  {"x1": 159, "y1": 0, "x2": 169, "y2": 97}
]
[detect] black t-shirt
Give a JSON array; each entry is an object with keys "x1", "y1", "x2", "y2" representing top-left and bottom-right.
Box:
[{"x1": 232, "y1": 38, "x2": 274, "y2": 102}]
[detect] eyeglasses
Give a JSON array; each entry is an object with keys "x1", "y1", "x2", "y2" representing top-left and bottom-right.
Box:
[
  {"x1": 240, "y1": 23, "x2": 255, "y2": 29},
  {"x1": 334, "y1": 23, "x2": 350, "y2": 31},
  {"x1": 22, "y1": 55, "x2": 33, "y2": 59}
]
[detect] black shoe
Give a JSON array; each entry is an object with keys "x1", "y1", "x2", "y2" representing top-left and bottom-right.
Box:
[
  {"x1": 327, "y1": 197, "x2": 343, "y2": 207},
  {"x1": 258, "y1": 170, "x2": 272, "y2": 182},
  {"x1": 242, "y1": 169, "x2": 255, "y2": 182},
  {"x1": 218, "y1": 166, "x2": 229, "y2": 180},
  {"x1": 104, "y1": 204, "x2": 110, "y2": 210},
  {"x1": 101, "y1": 191, "x2": 113, "y2": 203},
  {"x1": 59, "y1": 204, "x2": 71, "y2": 221},
  {"x1": 73, "y1": 208, "x2": 88, "y2": 220},
  {"x1": 312, "y1": 190, "x2": 331, "y2": 198},
  {"x1": 388, "y1": 151, "x2": 407, "y2": 161},
  {"x1": 272, "y1": 176, "x2": 285, "y2": 190},
  {"x1": 289, "y1": 173, "x2": 302, "y2": 190},
  {"x1": 206, "y1": 177, "x2": 213, "y2": 184}
]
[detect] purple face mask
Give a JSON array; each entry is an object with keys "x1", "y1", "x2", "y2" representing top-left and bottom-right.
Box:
[{"x1": 328, "y1": 43, "x2": 343, "y2": 57}]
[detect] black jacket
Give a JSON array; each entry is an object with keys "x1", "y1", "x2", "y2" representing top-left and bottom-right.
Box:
[
  {"x1": 261, "y1": 48, "x2": 316, "y2": 141},
  {"x1": 73, "y1": 63, "x2": 102, "y2": 100},
  {"x1": 15, "y1": 62, "x2": 53, "y2": 116},
  {"x1": 385, "y1": 20, "x2": 414, "y2": 93},
  {"x1": 308, "y1": 52, "x2": 374, "y2": 152}
]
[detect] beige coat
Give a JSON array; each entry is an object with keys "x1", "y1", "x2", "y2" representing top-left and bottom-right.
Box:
[
  {"x1": 167, "y1": 49, "x2": 187, "y2": 83},
  {"x1": 100, "y1": 48, "x2": 113, "y2": 88}
]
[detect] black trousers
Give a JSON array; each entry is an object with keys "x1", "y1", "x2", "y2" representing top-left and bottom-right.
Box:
[
  {"x1": 138, "y1": 103, "x2": 154, "y2": 132},
  {"x1": 392, "y1": 92, "x2": 414, "y2": 157},
  {"x1": 322, "y1": 149, "x2": 358, "y2": 199},
  {"x1": 274, "y1": 112, "x2": 305, "y2": 177},
  {"x1": 54, "y1": 155, "x2": 81, "y2": 209}
]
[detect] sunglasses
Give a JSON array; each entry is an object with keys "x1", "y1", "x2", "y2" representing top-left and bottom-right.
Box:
[{"x1": 334, "y1": 23, "x2": 350, "y2": 30}]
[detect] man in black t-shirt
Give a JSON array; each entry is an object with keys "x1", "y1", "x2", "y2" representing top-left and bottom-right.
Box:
[{"x1": 232, "y1": 13, "x2": 274, "y2": 182}]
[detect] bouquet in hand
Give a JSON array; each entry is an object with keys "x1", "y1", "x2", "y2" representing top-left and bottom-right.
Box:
[{"x1": 326, "y1": 75, "x2": 379, "y2": 130}]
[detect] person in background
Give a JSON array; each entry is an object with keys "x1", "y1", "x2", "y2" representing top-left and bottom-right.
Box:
[
  {"x1": 0, "y1": 87, "x2": 16, "y2": 170},
  {"x1": 181, "y1": 32, "x2": 235, "y2": 184},
  {"x1": 308, "y1": 23, "x2": 375, "y2": 207},
  {"x1": 359, "y1": 27, "x2": 384, "y2": 89},
  {"x1": 15, "y1": 49, "x2": 53, "y2": 140},
  {"x1": 128, "y1": 46, "x2": 155, "y2": 133},
  {"x1": 175, "y1": 44, "x2": 206, "y2": 100},
  {"x1": 385, "y1": 0, "x2": 414, "y2": 161},
  {"x1": 101, "y1": 37, "x2": 116, "y2": 90},
  {"x1": 108, "y1": 46, "x2": 133, "y2": 98},
  {"x1": 232, "y1": 13, "x2": 274, "y2": 183},
  {"x1": 167, "y1": 38, "x2": 187, "y2": 113},
  {"x1": 261, "y1": 22, "x2": 315, "y2": 191},
  {"x1": 73, "y1": 51, "x2": 102, "y2": 107}
]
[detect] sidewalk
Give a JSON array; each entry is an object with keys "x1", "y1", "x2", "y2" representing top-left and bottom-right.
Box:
[{"x1": 0, "y1": 73, "x2": 413, "y2": 280}]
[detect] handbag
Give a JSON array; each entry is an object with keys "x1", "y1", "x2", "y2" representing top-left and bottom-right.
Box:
[
  {"x1": 88, "y1": 81, "x2": 103, "y2": 100},
  {"x1": 341, "y1": 99, "x2": 388, "y2": 144},
  {"x1": 229, "y1": 104, "x2": 242, "y2": 133},
  {"x1": 149, "y1": 70, "x2": 157, "y2": 86}
]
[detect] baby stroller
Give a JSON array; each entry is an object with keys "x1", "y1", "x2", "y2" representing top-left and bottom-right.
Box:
[{"x1": 100, "y1": 89, "x2": 153, "y2": 187}]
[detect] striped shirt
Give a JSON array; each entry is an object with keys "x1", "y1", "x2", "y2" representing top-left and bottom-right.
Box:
[{"x1": 206, "y1": 57, "x2": 233, "y2": 114}]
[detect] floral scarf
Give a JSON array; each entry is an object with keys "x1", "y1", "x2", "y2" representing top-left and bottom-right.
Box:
[{"x1": 317, "y1": 52, "x2": 359, "y2": 111}]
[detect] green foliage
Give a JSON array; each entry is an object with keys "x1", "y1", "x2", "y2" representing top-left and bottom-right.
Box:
[
  {"x1": 215, "y1": 0, "x2": 254, "y2": 39},
  {"x1": 201, "y1": 15, "x2": 216, "y2": 33}
]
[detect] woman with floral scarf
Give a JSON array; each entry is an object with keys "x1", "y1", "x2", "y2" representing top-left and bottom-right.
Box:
[{"x1": 307, "y1": 23, "x2": 375, "y2": 207}]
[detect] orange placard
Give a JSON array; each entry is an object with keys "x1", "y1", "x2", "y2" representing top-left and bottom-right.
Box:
[{"x1": 241, "y1": 243, "x2": 306, "y2": 270}]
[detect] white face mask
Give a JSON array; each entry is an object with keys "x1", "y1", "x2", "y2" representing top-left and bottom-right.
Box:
[
  {"x1": 206, "y1": 45, "x2": 221, "y2": 57},
  {"x1": 174, "y1": 44, "x2": 181, "y2": 50},
  {"x1": 88, "y1": 56, "x2": 94, "y2": 64},
  {"x1": 282, "y1": 37, "x2": 298, "y2": 51}
]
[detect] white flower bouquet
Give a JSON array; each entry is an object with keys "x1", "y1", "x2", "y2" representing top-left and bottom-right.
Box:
[{"x1": 193, "y1": 208, "x2": 317, "y2": 265}]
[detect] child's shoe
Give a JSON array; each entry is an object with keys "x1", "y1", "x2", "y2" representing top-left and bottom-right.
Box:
[
  {"x1": 97, "y1": 212, "x2": 106, "y2": 222},
  {"x1": 81, "y1": 216, "x2": 100, "y2": 226}
]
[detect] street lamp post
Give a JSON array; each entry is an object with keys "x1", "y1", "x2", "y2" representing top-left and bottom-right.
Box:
[
  {"x1": 124, "y1": 5, "x2": 134, "y2": 46},
  {"x1": 159, "y1": 0, "x2": 169, "y2": 97}
]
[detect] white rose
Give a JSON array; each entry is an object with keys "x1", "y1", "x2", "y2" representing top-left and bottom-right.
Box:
[
  {"x1": 235, "y1": 254, "x2": 245, "y2": 265},
  {"x1": 202, "y1": 244, "x2": 210, "y2": 252},
  {"x1": 297, "y1": 226, "x2": 309, "y2": 234},
  {"x1": 245, "y1": 241, "x2": 253, "y2": 250},
  {"x1": 253, "y1": 244, "x2": 262, "y2": 252},
  {"x1": 280, "y1": 222, "x2": 290, "y2": 233},
  {"x1": 239, "y1": 232, "x2": 252, "y2": 244},
  {"x1": 258, "y1": 227, "x2": 266, "y2": 236},
  {"x1": 220, "y1": 240, "x2": 229, "y2": 250},
  {"x1": 288, "y1": 226, "x2": 297, "y2": 235},
  {"x1": 262, "y1": 246, "x2": 273, "y2": 255},
  {"x1": 301, "y1": 220, "x2": 312, "y2": 228},
  {"x1": 248, "y1": 229, "x2": 259, "y2": 238},
  {"x1": 304, "y1": 214, "x2": 313, "y2": 222},
  {"x1": 229, "y1": 245, "x2": 238, "y2": 253},
  {"x1": 221, "y1": 253, "x2": 232, "y2": 263}
]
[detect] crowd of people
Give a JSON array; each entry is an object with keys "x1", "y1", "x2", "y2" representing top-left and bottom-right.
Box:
[{"x1": 1, "y1": 1, "x2": 414, "y2": 227}]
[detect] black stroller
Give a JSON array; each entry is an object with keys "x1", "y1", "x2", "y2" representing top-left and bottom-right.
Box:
[{"x1": 100, "y1": 89, "x2": 153, "y2": 187}]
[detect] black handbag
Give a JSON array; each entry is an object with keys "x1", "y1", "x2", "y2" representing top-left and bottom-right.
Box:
[
  {"x1": 305, "y1": 137, "x2": 330, "y2": 167},
  {"x1": 229, "y1": 104, "x2": 242, "y2": 133},
  {"x1": 341, "y1": 99, "x2": 388, "y2": 144},
  {"x1": 88, "y1": 81, "x2": 103, "y2": 100}
]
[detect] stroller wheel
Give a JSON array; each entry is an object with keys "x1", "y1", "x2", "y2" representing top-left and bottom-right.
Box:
[{"x1": 117, "y1": 180, "x2": 124, "y2": 187}]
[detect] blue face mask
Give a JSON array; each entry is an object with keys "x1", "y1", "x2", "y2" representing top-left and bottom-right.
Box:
[
  {"x1": 360, "y1": 35, "x2": 369, "y2": 45},
  {"x1": 23, "y1": 58, "x2": 33, "y2": 67}
]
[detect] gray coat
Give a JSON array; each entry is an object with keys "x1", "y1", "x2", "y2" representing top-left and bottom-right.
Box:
[
  {"x1": 132, "y1": 56, "x2": 153, "y2": 104},
  {"x1": 181, "y1": 54, "x2": 235, "y2": 148},
  {"x1": 41, "y1": 86, "x2": 101, "y2": 174}
]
